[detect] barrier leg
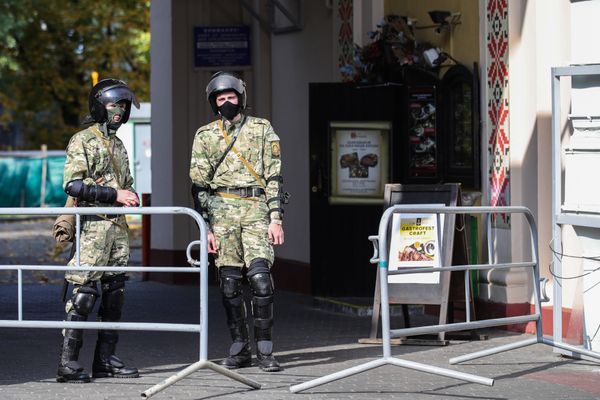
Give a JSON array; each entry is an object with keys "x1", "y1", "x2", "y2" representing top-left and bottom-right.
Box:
[
  {"x1": 141, "y1": 360, "x2": 261, "y2": 399},
  {"x1": 290, "y1": 359, "x2": 387, "y2": 393},
  {"x1": 449, "y1": 337, "x2": 538, "y2": 365},
  {"x1": 542, "y1": 337, "x2": 600, "y2": 362},
  {"x1": 387, "y1": 357, "x2": 494, "y2": 386},
  {"x1": 289, "y1": 357, "x2": 493, "y2": 394}
]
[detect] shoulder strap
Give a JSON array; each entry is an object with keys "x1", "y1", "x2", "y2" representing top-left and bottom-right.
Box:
[
  {"x1": 210, "y1": 118, "x2": 247, "y2": 181},
  {"x1": 219, "y1": 119, "x2": 266, "y2": 189},
  {"x1": 90, "y1": 126, "x2": 122, "y2": 189}
]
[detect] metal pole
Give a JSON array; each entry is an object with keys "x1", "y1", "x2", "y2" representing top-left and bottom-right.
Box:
[
  {"x1": 465, "y1": 263, "x2": 471, "y2": 322},
  {"x1": 378, "y1": 208, "x2": 393, "y2": 359},
  {"x1": 17, "y1": 268, "x2": 22, "y2": 321},
  {"x1": 75, "y1": 213, "x2": 81, "y2": 266},
  {"x1": 40, "y1": 144, "x2": 47, "y2": 207}
]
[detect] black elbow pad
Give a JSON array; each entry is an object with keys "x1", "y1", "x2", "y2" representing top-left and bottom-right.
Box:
[
  {"x1": 65, "y1": 180, "x2": 85, "y2": 198},
  {"x1": 65, "y1": 180, "x2": 117, "y2": 204}
]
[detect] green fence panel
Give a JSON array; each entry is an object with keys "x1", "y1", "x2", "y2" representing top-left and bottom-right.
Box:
[
  {"x1": 0, "y1": 156, "x2": 67, "y2": 207},
  {"x1": 46, "y1": 156, "x2": 68, "y2": 206}
]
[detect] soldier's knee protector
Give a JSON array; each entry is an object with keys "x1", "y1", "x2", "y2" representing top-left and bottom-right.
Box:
[
  {"x1": 248, "y1": 271, "x2": 274, "y2": 342},
  {"x1": 219, "y1": 267, "x2": 248, "y2": 342},
  {"x1": 219, "y1": 267, "x2": 243, "y2": 299},
  {"x1": 70, "y1": 283, "x2": 99, "y2": 318},
  {"x1": 248, "y1": 258, "x2": 270, "y2": 278},
  {"x1": 98, "y1": 275, "x2": 126, "y2": 322}
]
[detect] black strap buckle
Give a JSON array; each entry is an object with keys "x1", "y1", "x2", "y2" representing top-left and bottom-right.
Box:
[{"x1": 239, "y1": 187, "x2": 248, "y2": 197}]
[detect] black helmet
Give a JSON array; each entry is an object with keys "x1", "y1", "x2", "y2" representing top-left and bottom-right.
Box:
[
  {"x1": 88, "y1": 78, "x2": 140, "y2": 124},
  {"x1": 206, "y1": 72, "x2": 246, "y2": 115}
]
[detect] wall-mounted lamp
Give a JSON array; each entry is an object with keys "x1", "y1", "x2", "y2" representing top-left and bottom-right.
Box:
[
  {"x1": 423, "y1": 47, "x2": 460, "y2": 68},
  {"x1": 416, "y1": 10, "x2": 462, "y2": 34}
]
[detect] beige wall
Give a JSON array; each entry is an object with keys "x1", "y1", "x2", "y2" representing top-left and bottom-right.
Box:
[
  {"x1": 508, "y1": 0, "x2": 572, "y2": 307},
  {"x1": 384, "y1": 0, "x2": 479, "y2": 68},
  {"x1": 150, "y1": 0, "x2": 272, "y2": 251}
]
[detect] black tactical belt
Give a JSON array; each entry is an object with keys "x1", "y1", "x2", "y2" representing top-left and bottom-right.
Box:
[
  {"x1": 82, "y1": 214, "x2": 122, "y2": 222},
  {"x1": 214, "y1": 187, "x2": 265, "y2": 198}
]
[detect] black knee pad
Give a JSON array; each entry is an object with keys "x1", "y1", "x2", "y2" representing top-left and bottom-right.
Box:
[
  {"x1": 99, "y1": 276, "x2": 126, "y2": 322},
  {"x1": 247, "y1": 258, "x2": 270, "y2": 277},
  {"x1": 219, "y1": 267, "x2": 243, "y2": 299},
  {"x1": 71, "y1": 283, "x2": 98, "y2": 316},
  {"x1": 248, "y1": 272, "x2": 274, "y2": 298}
]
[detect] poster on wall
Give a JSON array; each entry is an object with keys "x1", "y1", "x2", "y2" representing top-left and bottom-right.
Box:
[
  {"x1": 408, "y1": 87, "x2": 437, "y2": 178},
  {"x1": 387, "y1": 211, "x2": 444, "y2": 284},
  {"x1": 329, "y1": 121, "x2": 390, "y2": 204}
]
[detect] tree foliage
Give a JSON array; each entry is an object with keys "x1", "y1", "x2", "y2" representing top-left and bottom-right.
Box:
[{"x1": 0, "y1": 0, "x2": 150, "y2": 149}]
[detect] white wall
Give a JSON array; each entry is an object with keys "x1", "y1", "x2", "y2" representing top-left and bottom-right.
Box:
[{"x1": 271, "y1": 2, "x2": 335, "y2": 263}]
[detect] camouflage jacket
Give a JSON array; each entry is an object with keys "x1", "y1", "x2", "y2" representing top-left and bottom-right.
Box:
[
  {"x1": 63, "y1": 123, "x2": 135, "y2": 207},
  {"x1": 189, "y1": 115, "x2": 283, "y2": 223}
]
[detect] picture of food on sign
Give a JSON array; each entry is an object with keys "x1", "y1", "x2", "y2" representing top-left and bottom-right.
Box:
[
  {"x1": 399, "y1": 241, "x2": 435, "y2": 262},
  {"x1": 360, "y1": 153, "x2": 378, "y2": 167},
  {"x1": 340, "y1": 152, "x2": 359, "y2": 168}
]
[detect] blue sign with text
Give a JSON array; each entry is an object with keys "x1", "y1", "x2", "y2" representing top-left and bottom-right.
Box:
[{"x1": 194, "y1": 26, "x2": 251, "y2": 68}]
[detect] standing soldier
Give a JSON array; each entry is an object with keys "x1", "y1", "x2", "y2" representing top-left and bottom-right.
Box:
[
  {"x1": 190, "y1": 72, "x2": 288, "y2": 372},
  {"x1": 56, "y1": 79, "x2": 141, "y2": 383}
]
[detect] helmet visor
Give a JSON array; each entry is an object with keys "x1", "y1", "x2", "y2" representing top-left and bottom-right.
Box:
[
  {"x1": 98, "y1": 86, "x2": 140, "y2": 109},
  {"x1": 206, "y1": 74, "x2": 245, "y2": 98}
]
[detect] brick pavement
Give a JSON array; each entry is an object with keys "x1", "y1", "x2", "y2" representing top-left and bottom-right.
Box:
[
  {"x1": 1, "y1": 219, "x2": 600, "y2": 399},
  {"x1": 0, "y1": 282, "x2": 599, "y2": 400}
]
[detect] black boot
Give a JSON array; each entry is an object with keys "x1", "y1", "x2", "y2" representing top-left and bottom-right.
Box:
[
  {"x1": 221, "y1": 341, "x2": 252, "y2": 369},
  {"x1": 92, "y1": 276, "x2": 139, "y2": 379},
  {"x1": 57, "y1": 285, "x2": 97, "y2": 383},
  {"x1": 56, "y1": 331, "x2": 90, "y2": 383},
  {"x1": 92, "y1": 331, "x2": 139, "y2": 378},
  {"x1": 256, "y1": 340, "x2": 281, "y2": 372},
  {"x1": 219, "y1": 267, "x2": 252, "y2": 369},
  {"x1": 249, "y1": 269, "x2": 282, "y2": 372}
]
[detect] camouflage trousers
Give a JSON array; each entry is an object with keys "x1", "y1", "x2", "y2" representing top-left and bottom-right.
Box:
[
  {"x1": 65, "y1": 218, "x2": 129, "y2": 285},
  {"x1": 208, "y1": 195, "x2": 274, "y2": 268}
]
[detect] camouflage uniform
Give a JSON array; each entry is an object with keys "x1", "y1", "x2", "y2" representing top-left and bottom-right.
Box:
[
  {"x1": 189, "y1": 115, "x2": 282, "y2": 268},
  {"x1": 56, "y1": 78, "x2": 140, "y2": 384},
  {"x1": 63, "y1": 123, "x2": 134, "y2": 287}
]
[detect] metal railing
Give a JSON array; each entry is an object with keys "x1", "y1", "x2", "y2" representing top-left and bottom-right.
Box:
[
  {"x1": 290, "y1": 205, "x2": 600, "y2": 393},
  {"x1": 0, "y1": 206, "x2": 261, "y2": 398}
]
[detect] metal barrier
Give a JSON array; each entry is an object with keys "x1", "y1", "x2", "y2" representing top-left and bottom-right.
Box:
[
  {"x1": 0, "y1": 206, "x2": 261, "y2": 398},
  {"x1": 290, "y1": 205, "x2": 600, "y2": 393}
]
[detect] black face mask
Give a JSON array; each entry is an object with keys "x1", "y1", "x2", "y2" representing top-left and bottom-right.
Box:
[{"x1": 218, "y1": 101, "x2": 241, "y2": 121}]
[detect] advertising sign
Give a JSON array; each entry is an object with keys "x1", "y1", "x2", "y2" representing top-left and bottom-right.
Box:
[
  {"x1": 329, "y1": 121, "x2": 390, "y2": 204},
  {"x1": 387, "y1": 211, "x2": 443, "y2": 284}
]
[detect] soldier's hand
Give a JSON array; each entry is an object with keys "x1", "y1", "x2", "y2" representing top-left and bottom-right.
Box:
[
  {"x1": 207, "y1": 230, "x2": 217, "y2": 253},
  {"x1": 268, "y1": 223, "x2": 284, "y2": 245},
  {"x1": 116, "y1": 190, "x2": 140, "y2": 207}
]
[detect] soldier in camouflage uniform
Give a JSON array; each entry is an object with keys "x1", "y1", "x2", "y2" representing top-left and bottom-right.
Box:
[
  {"x1": 190, "y1": 72, "x2": 287, "y2": 372},
  {"x1": 56, "y1": 79, "x2": 141, "y2": 383}
]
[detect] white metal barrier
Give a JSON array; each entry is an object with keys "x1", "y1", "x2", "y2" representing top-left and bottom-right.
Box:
[
  {"x1": 0, "y1": 206, "x2": 261, "y2": 398},
  {"x1": 290, "y1": 205, "x2": 600, "y2": 393}
]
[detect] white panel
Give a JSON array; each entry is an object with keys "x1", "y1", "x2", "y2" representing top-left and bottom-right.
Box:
[{"x1": 271, "y1": 1, "x2": 334, "y2": 262}]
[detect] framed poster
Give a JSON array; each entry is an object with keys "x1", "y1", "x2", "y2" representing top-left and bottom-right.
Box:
[
  {"x1": 329, "y1": 121, "x2": 390, "y2": 204},
  {"x1": 387, "y1": 210, "x2": 444, "y2": 284}
]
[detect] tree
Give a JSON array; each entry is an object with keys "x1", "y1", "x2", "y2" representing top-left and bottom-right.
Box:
[{"x1": 0, "y1": 0, "x2": 150, "y2": 149}]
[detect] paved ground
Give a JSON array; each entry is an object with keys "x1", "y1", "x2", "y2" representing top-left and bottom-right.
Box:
[{"x1": 1, "y1": 219, "x2": 600, "y2": 399}]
